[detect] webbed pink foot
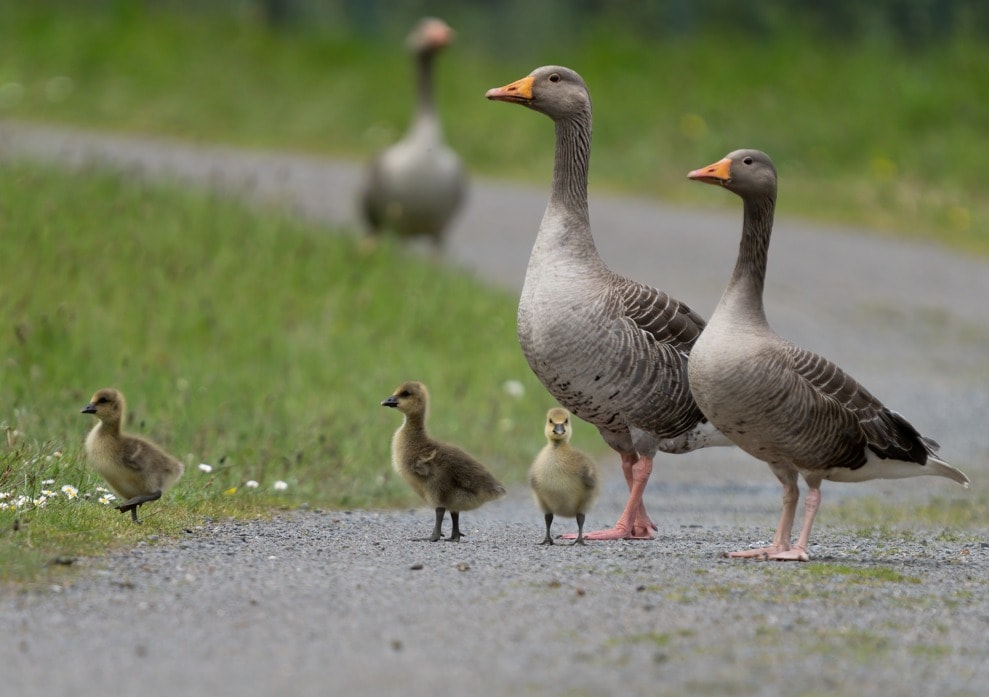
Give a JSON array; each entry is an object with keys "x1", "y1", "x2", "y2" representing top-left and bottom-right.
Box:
[
  {"x1": 767, "y1": 547, "x2": 809, "y2": 562},
  {"x1": 726, "y1": 544, "x2": 809, "y2": 562},
  {"x1": 562, "y1": 525, "x2": 632, "y2": 541},
  {"x1": 726, "y1": 545, "x2": 787, "y2": 559}
]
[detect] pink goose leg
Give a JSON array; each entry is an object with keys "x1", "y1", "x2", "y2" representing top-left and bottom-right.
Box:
[
  {"x1": 562, "y1": 451, "x2": 657, "y2": 541},
  {"x1": 728, "y1": 469, "x2": 801, "y2": 559}
]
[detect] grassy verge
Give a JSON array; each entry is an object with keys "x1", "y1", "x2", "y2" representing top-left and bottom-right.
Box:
[
  {"x1": 0, "y1": 5, "x2": 986, "y2": 253},
  {"x1": 0, "y1": 160, "x2": 561, "y2": 582}
]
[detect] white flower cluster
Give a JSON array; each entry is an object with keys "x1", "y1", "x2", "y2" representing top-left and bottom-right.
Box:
[{"x1": 0, "y1": 482, "x2": 106, "y2": 512}]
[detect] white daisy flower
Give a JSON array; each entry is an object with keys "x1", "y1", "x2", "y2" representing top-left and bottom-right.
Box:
[
  {"x1": 198, "y1": 463, "x2": 213, "y2": 473},
  {"x1": 245, "y1": 480, "x2": 259, "y2": 489},
  {"x1": 61, "y1": 485, "x2": 79, "y2": 499},
  {"x1": 272, "y1": 480, "x2": 288, "y2": 491}
]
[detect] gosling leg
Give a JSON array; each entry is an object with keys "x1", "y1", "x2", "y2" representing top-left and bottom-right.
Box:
[
  {"x1": 116, "y1": 491, "x2": 162, "y2": 524},
  {"x1": 572, "y1": 512, "x2": 587, "y2": 546},
  {"x1": 539, "y1": 512, "x2": 554, "y2": 545},
  {"x1": 446, "y1": 511, "x2": 464, "y2": 542},
  {"x1": 414, "y1": 507, "x2": 446, "y2": 542}
]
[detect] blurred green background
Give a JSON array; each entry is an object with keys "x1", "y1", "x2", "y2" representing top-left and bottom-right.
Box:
[
  {"x1": 1, "y1": 0, "x2": 986, "y2": 579},
  {"x1": 2, "y1": 0, "x2": 986, "y2": 249}
]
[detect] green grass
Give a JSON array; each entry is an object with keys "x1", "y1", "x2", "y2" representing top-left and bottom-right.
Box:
[
  {"x1": 831, "y1": 494, "x2": 988, "y2": 532},
  {"x1": 0, "y1": 160, "x2": 561, "y2": 582},
  {"x1": 1, "y1": 4, "x2": 987, "y2": 254}
]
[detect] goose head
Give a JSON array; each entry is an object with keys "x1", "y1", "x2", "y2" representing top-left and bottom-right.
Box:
[
  {"x1": 486, "y1": 65, "x2": 591, "y2": 122},
  {"x1": 544, "y1": 407, "x2": 573, "y2": 444},
  {"x1": 381, "y1": 381, "x2": 430, "y2": 418},
  {"x1": 81, "y1": 387, "x2": 125, "y2": 426},
  {"x1": 407, "y1": 17, "x2": 454, "y2": 57},
  {"x1": 688, "y1": 149, "x2": 777, "y2": 200}
]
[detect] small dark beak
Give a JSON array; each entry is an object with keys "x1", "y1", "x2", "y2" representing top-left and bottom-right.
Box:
[
  {"x1": 381, "y1": 396, "x2": 399, "y2": 408},
  {"x1": 81, "y1": 403, "x2": 97, "y2": 414},
  {"x1": 553, "y1": 424, "x2": 566, "y2": 435}
]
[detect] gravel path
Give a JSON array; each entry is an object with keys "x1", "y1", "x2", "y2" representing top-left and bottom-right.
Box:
[{"x1": 1, "y1": 122, "x2": 987, "y2": 696}]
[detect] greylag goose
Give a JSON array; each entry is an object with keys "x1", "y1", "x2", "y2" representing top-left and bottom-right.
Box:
[
  {"x1": 381, "y1": 381, "x2": 506, "y2": 541},
  {"x1": 529, "y1": 407, "x2": 599, "y2": 545},
  {"x1": 81, "y1": 388, "x2": 184, "y2": 523},
  {"x1": 486, "y1": 66, "x2": 731, "y2": 540},
  {"x1": 687, "y1": 149, "x2": 971, "y2": 561},
  {"x1": 359, "y1": 17, "x2": 466, "y2": 247}
]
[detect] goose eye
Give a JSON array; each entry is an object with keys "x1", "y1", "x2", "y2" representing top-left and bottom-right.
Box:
[
  {"x1": 97, "y1": 397, "x2": 109, "y2": 404},
  {"x1": 548, "y1": 73, "x2": 561, "y2": 83},
  {"x1": 399, "y1": 390, "x2": 410, "y2": 398},
  {"x1": 743, "y1": 156, "x2": 754, "y2": 165}
]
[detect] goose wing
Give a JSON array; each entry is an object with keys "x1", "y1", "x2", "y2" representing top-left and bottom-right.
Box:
[
  {"x1": 783, "y1": 342, "x2": 933, "y2": 465},
  {"x1": 615, "y1": 278, "x2": 705, "y2": 354}
]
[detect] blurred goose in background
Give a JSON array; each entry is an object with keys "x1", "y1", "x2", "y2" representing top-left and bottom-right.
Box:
[
  {"x1": 529, "y1": 407, "x2": 599, "y2": 545},
  {"x1": 81, "y1": 388, "x2": 184, "y2": 523},
  {"x1": 486, "y1": 66, "x2": 731, "y2": 540},
  {"x1": 359, "y1": 17, "x2": 467, "y2": 248},
  {"x1": 381, "y1": 381, "x2": 505, "y2": 542},
  {"x1": 687, "y1": 149, "x2": 970, "y2": 561}
]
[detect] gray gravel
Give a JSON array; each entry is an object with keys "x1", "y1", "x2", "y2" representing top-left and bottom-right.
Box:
[{"x1": 1, "y1": 121, "x2": 988, "y2": 696}]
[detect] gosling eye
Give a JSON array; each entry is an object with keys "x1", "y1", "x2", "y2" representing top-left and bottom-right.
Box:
[
  {"x1": 743, "y1": 156, "x2": 754, "y2": 165},
  {"x1": 548, "y1": 73, "x2": 561, "y2": 83},
  {"x1": 399, "y1": 390, "x2": 411, "y2": 398},
  {"x1": 97, "y1": 397, "x2": 109, "y2": 404}
]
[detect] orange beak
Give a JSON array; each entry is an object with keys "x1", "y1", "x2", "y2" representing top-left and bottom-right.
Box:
[
  {"x1": 485, "y1": 75, "x2": 535, "y2": 103},
  {"x1": 688, "y1": 157, "x2": 732, "y2": 186}
]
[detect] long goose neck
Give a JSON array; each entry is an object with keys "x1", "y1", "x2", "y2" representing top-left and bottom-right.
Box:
[
  {"x1": 533, "y1": 109, "x2": 606, "y2": 272},
  {"x1": 720, "y1": 195, "x2": 776, "y2": 326},
  {"x1": 549, "y1": 115, "x2": 591, "y2": 225},
  {"x1": 411, "y1": 51, "x2": 441, "y2": 138}
]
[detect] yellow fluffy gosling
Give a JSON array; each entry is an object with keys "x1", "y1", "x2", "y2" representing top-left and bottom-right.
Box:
[
  {"x1": 529, "y1": 407, "x2": 599, "y2": 545},
  {"x1": 381, "y1": 381, "x2": 505, "y2": 541},
  {"x1": 81, "y1": 388, "x2": 184, "y2": 523}
]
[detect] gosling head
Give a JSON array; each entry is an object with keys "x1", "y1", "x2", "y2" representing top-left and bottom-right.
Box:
[
  {"x1": 544, "y1": 407, "x2": 573, "y2": 444},
  {"x1": 81, "y1": 387, "x2": 125, "y2": 425},
  {"x1": 381, "y1": 381, "x2": 430, "y2": 417}
]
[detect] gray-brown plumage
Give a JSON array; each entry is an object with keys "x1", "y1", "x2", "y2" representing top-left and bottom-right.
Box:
[
  {"x1": 687, "y1": 149, "x2": 971, "y2": 561},
  {"x1": 81, "y1": 388, "x2": 184, "y2": 523},
  {"x1": 359, "y1": 17, "x2": 467, "y2": 247},
  {"x1": 486, "y1": 66, "x2": 731, "y2": 541},
  {"x1": 529, "y1": 407, "x2": 599, "y2": 545},
  {"x1": 381, "y1": 381, "x2": 505, "y2": 541}
]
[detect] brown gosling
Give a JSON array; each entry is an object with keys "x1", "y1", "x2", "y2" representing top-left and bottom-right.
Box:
[
  {"x1": 381, "y1": 381, "x2": 506, "y2": 542},
  {"x1": 81, "y1": 388, "x2": 184, "y2": 523},
  {"x1": 529, "y1": 407, "x2": 599, "y2": 545}
]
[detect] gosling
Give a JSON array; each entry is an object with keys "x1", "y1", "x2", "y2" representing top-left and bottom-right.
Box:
[
  {"x1": 81, "y1": 388, "x2": 184, "y2": 523},
  {"x1": 529, "y1": 407, "x2": 599, "y2": 545},
  {"x1": 381, "y1": 381, "x2": 505, "y2": 541}
]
